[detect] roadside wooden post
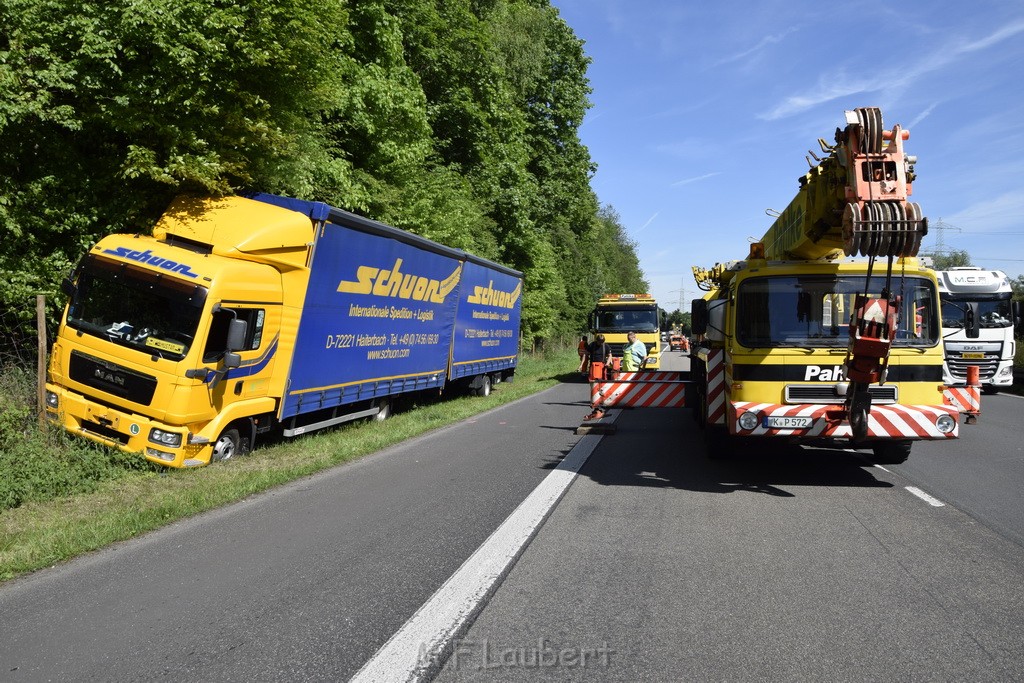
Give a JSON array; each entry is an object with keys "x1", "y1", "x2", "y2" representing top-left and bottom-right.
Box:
[{"x1": 37, "y1": 294, "x2": 47, "y2": 429}]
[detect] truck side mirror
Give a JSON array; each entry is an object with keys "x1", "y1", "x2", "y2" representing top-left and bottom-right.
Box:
[
  {"x1": 1013, "y1": 301, "x2": 1023, "y2": 330},
  {"x1": 61, "y1": 277, "x2": 77, "y2": 298},
  {"x1": 691, "y1": 299, "x2": 708, "y2": 335},
  {"x1": 226, "y1": 318, "x2": 247, "y2": 352},
  {"x1": 222, "y1": 351, "x2": 241, "y2": 369},
  {"x1": 965, "y1": 303, "x2": 979, "y2": 339}
]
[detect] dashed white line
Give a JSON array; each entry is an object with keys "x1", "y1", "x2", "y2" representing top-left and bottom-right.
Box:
[
  {"x1": 349, "y1": 413, "x2": 614, "y2": 683},
  {"x1": 905, "y1": 485, "x2": 945, "y2": 507}
]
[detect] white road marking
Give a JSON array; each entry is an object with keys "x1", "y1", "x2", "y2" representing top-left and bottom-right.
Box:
[
  {"x1": 349, "y1": 414, "x2": 613, "y2": 683},
  {"x1": 905, "y1": 485, "x2": 945, "y2": 507}
]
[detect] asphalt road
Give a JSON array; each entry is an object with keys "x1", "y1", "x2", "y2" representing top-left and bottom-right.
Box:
[
  {"x1": 3, "y1": 350, "x2": 1023, "y2": 682},
  {"x1": 434, "y1": 351, "x2": 1024, "y2": 681},
  {"x1": 0, "y1": 378, "x2": 595, "y2": 682},
  {"x1": 887, "y1": 390, "x2": 1024, "y2": 548}
]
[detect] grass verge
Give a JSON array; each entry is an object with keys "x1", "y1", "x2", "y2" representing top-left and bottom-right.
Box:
[{"x1": 0, "y1": 349, "x2": 579, "y2": 583}]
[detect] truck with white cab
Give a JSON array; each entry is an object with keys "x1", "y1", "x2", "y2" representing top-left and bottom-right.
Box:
[{"x1": 935, "y1": 267, "x2": 1021, "y2": 391}]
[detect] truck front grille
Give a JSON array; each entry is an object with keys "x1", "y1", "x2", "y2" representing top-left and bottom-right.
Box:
[
  {"x1": 947, "y1": 356, "x2": 998, "y2": 380},
  {"x1": 785, "y1": 384, "x2": 897, "y2": 404},
  {"x1": 69, "y1": 351, "x2": 158, "y2": 405}
]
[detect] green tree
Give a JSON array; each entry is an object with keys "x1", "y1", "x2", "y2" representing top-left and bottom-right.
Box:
[
  {"x1": 0, "y1": 0, "x2": 352, "y2": 330},
  {"x1": 1011, "y1": 274, "x2": 1024, "y2": 301},
  {"x1": 0, "y1": 0, "x2": 648, "y2": 352},
  {"x1": 925, "y1": 249, "x2": 972, "y2": 271}
]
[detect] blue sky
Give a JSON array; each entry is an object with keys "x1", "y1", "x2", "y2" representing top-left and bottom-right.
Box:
[{"x1": 550, "y1": 0, "x2": 1024, "y2": 311}]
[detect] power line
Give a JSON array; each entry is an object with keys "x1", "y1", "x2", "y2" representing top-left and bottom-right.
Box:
[{"x1": 970, "y1": 257, "x2": 1024, "y2": 262}]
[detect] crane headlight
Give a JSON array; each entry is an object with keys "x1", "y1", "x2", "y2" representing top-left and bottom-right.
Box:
[{"x1": 738, "y1": 411, "x2": 760, "y2": 431}]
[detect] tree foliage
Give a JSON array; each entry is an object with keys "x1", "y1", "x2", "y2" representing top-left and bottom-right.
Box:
[
  {"x1": 1011, "y1": 274, "x2": 1024, "y2": 301},
  {"x1": 924, "y1": 249, "x2": 972, "y2": 271},
  {"x1": 0, "y1": 0, "x2": 645, "y2": 346}
]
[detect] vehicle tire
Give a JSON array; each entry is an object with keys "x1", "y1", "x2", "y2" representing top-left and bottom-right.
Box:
[
  {"x1": 211, "y1": 427, "x2": 246, "y2": 463},
  {"x1": 476, "y1": 374, "x2": 491, "y2": 397},
  {"x1": 694, "y1": 383, "x2": 707, "y2": 427},
  {"x1": 871, "y1": 440, "x2": 912, "y2": 464},
  {"x1": 373, "y1": 398, "x2": 391, "y2": 422},
  {"x1": 705, "y1": 425, "x2": 732, "y2": 460}
]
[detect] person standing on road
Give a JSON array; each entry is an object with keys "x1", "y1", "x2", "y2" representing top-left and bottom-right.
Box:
[
  {"x1": 586, "y1": 334, "x2": 610, "y2": 379},
  {"x1": 577, "y1": 335, "x2": 589, "y2": 374},
  {"x1": 621, "y1": 331, "x2": 648, "y2": 372}
]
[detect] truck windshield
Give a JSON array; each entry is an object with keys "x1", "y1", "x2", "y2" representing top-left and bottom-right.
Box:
[
  {"x1": 66, "y1": 255, "x2": 207, "y2": 359},
  {"x1": 736, "y1": 275, "x2": 938, "y2": 348},
  {"x1": 941, "y1": 296, "x2": 1013, "y2": 329},
  {"x1": 593, "y1": 306, "x2": 659, "y2": 332}
]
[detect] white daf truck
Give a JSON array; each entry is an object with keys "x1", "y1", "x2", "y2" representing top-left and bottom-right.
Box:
[{"x1": 936, "y1": 267, "x2": 1021, "y2": 392}]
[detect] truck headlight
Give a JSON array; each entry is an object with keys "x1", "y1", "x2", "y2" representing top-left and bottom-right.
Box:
[
  {"x1": 936, "y1": 414, "x2": 956, "y2": 434},
  {"x1": 738, "y1": 411, "x2": 759, "y2": 431},
  {"x1": 45, "y1": 391, "x2": 59, "y2": 409},
  {"x1": 998, "y1": 367, "x2": 1013, "y2": 377},
  {"x1": 149, "y1": 428, "x2": 182, "y2": 447}
]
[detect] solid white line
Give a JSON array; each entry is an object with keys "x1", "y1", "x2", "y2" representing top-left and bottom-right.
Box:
[
  {"x1": 349, "y1": 417, "x2": 612, "y2": 683},
  {"x1": 905, "y1": 485, "x2": 945, "y2": 507}
]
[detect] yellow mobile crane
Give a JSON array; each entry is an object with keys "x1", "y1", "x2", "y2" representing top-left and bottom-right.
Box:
[{"x1": 690, "y1": 107, "x2": 976, "y2": 463}]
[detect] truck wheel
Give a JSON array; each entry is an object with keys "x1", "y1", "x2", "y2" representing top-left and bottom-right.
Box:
[
  {"x1": 871, "y1": 440, "x2": 912, "y2": 464},
  {"x1": 704, "y1": 425, "x2": 731, "y2": 459},
  {"x1": 476, "y1": 375, "x2": 491, "y2": 397},
  {"x1": 373, "y1": 398, "x2": 391, "y2": 422},
  {"x1": 211, "y1": 427, "x2": 245, "y2": 462}
]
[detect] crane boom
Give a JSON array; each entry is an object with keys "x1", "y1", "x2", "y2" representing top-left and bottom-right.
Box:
[{"x1": 762, "y1": 107, "x2": 926, "y2": 261}]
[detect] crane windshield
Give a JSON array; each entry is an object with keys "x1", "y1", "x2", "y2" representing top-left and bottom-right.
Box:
[{"x1": 736, "y1": 275, "x2": 939, "y2": 349}]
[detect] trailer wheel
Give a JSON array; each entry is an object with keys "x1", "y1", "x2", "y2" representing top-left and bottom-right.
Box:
[
  {"x1": 373, "y1": 398, "x2": 391, "y2": 422},
  {"x1": 475, "y1": 374, "x2": 491, "y2": 397},
  {"x1": 211, "y1": 427, "x2": 246, "y2": 463},
  {"x1": 871, "y1": 440, "x2": 912, "y2": 464}
]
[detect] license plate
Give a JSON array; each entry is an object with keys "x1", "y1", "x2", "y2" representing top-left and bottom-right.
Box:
[
  {"x1": 961, "y1": 352, "x2": 985, "y2": 359},
  {"x1": 763, "y1": 415, "x2": 813, "y2": 429}
]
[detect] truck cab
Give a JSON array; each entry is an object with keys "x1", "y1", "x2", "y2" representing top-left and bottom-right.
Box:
[
  {"x1": 936, "y1": 267, "x2": 1021, "y2": 391},
  {"x1": 45, "y1": 197, "x2": 306, "y2": 466},
  {"x1": 589, "y1": 294, "x2": 661, "y2": 370}
]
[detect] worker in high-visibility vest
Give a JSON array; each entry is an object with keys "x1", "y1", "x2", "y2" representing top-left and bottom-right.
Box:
[{"x1": 622, "y1": 331, "x2": 648, "y2": 372}]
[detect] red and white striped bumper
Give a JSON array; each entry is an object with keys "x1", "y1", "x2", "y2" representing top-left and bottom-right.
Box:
[
  {"x1": 730, "y1": 401, "x2": 960, "y2": 440},
  {"x1": 942, "y1": 385, "x2": 980, "y2": 416},
  {"x1": 590, "y1": 372, "x2": 687, "y2": 409}
]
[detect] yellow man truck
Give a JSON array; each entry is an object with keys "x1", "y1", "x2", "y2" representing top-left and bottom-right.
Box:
[
  {"x1": 45, "y1": 193, "x2": 522, "y2": 467},
  {"x1": 589, "y1": 294, "x2": 661, "y2": 370},
  {"x1": 690, "y1": 108, "x2": 972, "y2": 463}
]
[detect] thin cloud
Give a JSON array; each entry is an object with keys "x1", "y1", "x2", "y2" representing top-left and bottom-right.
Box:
[
  {"x1": 942, "y1": 190, "x2": 1024, "y2": 233},
  {"x1": 635, "y1": 212, "x2": 659, "y2": 233},
  {"x1": 671, "y1": 172, "x2": 722, "y2": 187},
  {"x1": 760, "y1": 19, "x2": 1024, "y2": 120},
  {"x1": 909, "y1": 102, "x2": 939, "y2": 129},
  {"x1": 715, "y1": 27, "x2": 799, "y2": 67}
]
